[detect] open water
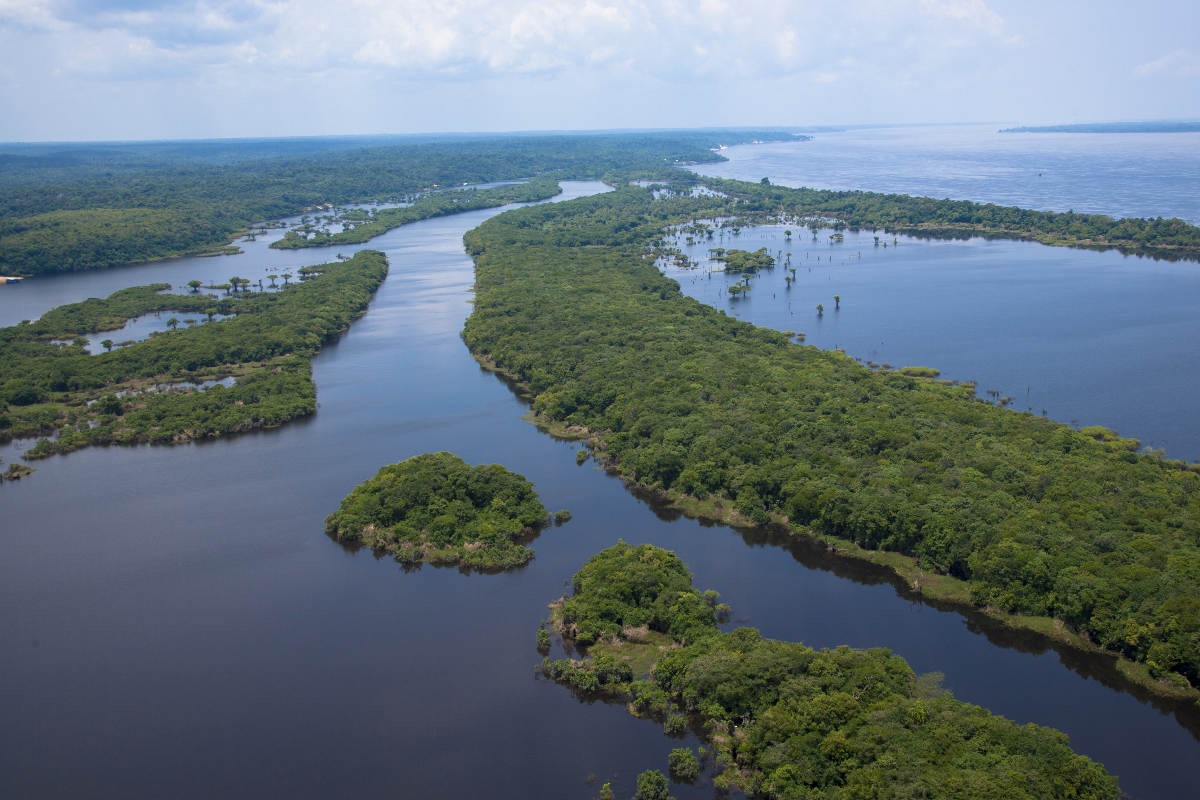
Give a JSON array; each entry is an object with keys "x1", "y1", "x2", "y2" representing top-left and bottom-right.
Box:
[{"x1": 2, "y1": 125, "x2": 1200, "y2": 799}]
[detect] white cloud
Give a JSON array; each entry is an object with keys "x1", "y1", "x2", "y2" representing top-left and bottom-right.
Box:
[
  {"x1": 919, "y1": 0, "x2": 1005, "y2": 36},
  {"x1": 1135, "y1": 49, "x2": 1200, "y2": 78},
  {"x1": 2, "y1": 0, "x2": 1018, "y2": 83}
]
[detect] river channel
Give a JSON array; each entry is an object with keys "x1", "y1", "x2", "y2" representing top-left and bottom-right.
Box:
[{"x1": 1, "y1": 182, "x2": 1197, "y2": 799}]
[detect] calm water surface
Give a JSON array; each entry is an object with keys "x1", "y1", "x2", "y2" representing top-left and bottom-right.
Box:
[
  {"x1": 694, "y1": 124, "x2": 1200, "y2": 224},
  {"x1": 662, "y1": 224, "x2": 1200, "y2": 463},
  {"x1": 1, "y1": 182, "x2": 1198, "y2": 799}
]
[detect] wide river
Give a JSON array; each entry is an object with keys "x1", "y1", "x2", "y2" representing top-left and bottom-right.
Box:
[{"x1": 1, "y1": 159, "x2": 1198, "y2": 798}]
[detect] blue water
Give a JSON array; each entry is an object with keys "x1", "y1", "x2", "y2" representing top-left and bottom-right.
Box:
[
  {"x1": 695, "y1": 124, "x2": 1200, "y2": 225},
  {"x1": 662, "y1": 224, "x2": 1200, "y2": 463}
]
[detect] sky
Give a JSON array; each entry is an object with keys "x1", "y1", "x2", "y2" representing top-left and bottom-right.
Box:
[{"x1": 1, "y1": 0, "x2": 1198, "y2": 142}]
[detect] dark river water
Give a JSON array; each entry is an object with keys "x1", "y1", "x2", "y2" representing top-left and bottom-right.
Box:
[{"x1": 2, "y1": 178, "x2": 1199, "y2": 799}]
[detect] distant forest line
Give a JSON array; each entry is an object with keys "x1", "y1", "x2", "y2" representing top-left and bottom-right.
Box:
[
  {"x1": 0, "y1": 131, "x2": 785, "y2": 277},
  {"x1": 2, "y1": 128, "x2": 1200, "y2": 277},
  {"x1": 1000, "y1": 121, "x2": 1200, "y2": 134}
]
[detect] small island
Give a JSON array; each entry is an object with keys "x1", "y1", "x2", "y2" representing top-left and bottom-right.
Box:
[
  {"x1": 326, "y1": 452, "x2": 556, "y2": 571},
  {"x1": 542, "y1": 543, "x2": 1119, "y2": 799}
]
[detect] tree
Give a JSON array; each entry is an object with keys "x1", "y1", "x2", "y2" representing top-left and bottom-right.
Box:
[
  {"x1": 229, "y1": 276, "x2": 241, "y2": 292},
  {"x1": 100, "y1": 339, "x2": 114, "y2": 352},
  {"x1": 282, "y1": 272, "x2": 293, "y2": 285},
  {"x1": 667, "y1": 748, "x2": 699, "y2": 781},
  {"x1": 633, "y1": 770, "x2": 671, "y2": 800},
  {"x1": 816, "y1": 304, "x2": 824, "y2": 317},
  {"x1": 834, "y1": 294, "x2": 841, "y2": 310},
  {"x1": 187, "y1": 279, "x2": 202, "y2": 293},
  {"x1": 268, "y1": 275, "x2": 278, "y2": 288},
  {"x1": 166, "y1": 317, "x2": 179, "y2": 330}
]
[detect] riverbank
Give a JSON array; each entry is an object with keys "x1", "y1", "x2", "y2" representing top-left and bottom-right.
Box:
[
  {"x1": 514, "y1": 383, "x2": 1200, "y2": 707},
  {"x1": 463, "y1": 183, "x2": 1200, "y2": 706}
]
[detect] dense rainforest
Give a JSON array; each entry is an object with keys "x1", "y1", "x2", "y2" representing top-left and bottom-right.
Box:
[
  {"x1": 543, "y1": 543, "x2": 1119, "y2": 799},
  {"x1": 461, "y1": 184, "x2": 1200, "y2": 694},
  {"x1": 0, "y1": 131, "x2": 788, "y2": 276},
  {"x1": 325, "y1": 451, "x2": 556, "y2": 570},
  {"x1": 0, "y1": 250, "x2": 387, "y2": 455}
]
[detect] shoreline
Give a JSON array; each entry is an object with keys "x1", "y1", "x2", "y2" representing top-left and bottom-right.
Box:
[{"x1": 469, "y1": 349, "x2": 1200, "y2": 716}]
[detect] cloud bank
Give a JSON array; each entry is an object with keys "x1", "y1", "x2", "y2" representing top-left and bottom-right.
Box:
[{"x1": 1, "y1": 0, "x2": 1197, "y2": 140}]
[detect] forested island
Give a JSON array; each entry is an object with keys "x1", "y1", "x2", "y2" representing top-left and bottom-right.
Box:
[
  {"x1": 462, "y1": 183, "x2": 1200, "y2": 697},
  {"x1": 325, "y1": 452, "x2": 559, "y2": 570},
  {"x1": 0, "y1": 250, "x2": 386, "y2": 457},
  {"x1": 542, "y1": 543, "x2": 1119, "y2": 799}
]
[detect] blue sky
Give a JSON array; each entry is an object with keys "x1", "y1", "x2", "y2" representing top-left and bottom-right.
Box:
[{"x1": 2, "y1": 0, "x2": 1198, "y2": 141}]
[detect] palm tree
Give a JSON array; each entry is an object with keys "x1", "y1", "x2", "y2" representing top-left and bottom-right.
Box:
[
  {"x1": 834, "y1": 295, "x2": 841, "y2": 310},
  {"x1": 816, "y1": 304, "x2": 824, "y2": 317}
]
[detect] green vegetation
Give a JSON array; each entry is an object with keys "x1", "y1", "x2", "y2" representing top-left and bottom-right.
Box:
[
  {"x1": 896, "y1": 366, "x2": 941, "y2": 378},
  {"x1": 712, "y1": 247, "x2": 775, "y2": 274},
  {"x1": 325, "y1": 452, "x2": 552, "y2": 570},
  {"x1": 3, "y1": 130, "x2": 1196, "y2": 278},
  {"x1": 667, "y1": 748, "x2": 700, "y2": 781},
  {"x1": 551, "y1": 540, "x2": 726, "y2": 648},
  {"x1": 0, "y1": 250, "x2": 387, "y2": 457},
  {"x1": 543, "y1": 544, "x2": 1119, "y2": 799},
  {"x1": 700, "y1": 176, "x2": 1200, "y2": 261},
  {"x1": 464, "y1": 184, "x2": 1200, "y2": 693},
  {"x1": 0, "y1": 461, "x2": 34, "y2": 482},
  {"x1": 633, "y1": 769, "x2": 672, "y2": 800},
  {"x1": 0, "y1": 131, "x2": 791, "y2": 277},
  {"x1": 271, "y1": 177, "x2": 563, "y2": 249}
]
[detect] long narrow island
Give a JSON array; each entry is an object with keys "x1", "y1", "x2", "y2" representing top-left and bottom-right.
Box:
[{"x1": 463, "y1": 179, "x2": 1200, "y2": 701}]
